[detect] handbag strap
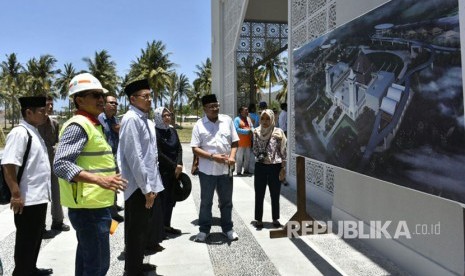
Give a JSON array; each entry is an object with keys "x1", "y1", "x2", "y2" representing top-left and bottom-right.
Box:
[{"x1": 16, "y1": 126, "x2": 32, "y2": 184}]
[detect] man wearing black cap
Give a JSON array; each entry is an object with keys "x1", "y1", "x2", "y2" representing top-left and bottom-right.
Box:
[
  {"x1": 190, "y1": 94, "x2": 240, "y2": 242},
  {"x1": 117, "y1": 79, "x2": 164, "y2": 275},
  {"x1": 1, "y1": 96, "x2": 53, "y2": 275}
]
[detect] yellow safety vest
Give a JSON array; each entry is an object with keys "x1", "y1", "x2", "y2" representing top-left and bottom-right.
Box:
[{"x1": 58, "y1": 115, "x2": 116, "y2": 208}]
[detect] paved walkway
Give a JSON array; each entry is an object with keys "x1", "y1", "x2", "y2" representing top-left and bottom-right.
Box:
[{"x1": 0, "y1": 144, "x2": 409, "y2": 276}]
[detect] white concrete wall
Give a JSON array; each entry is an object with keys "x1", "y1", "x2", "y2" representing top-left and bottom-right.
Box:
[{"x1": 332, "y1": 169, "x2": 464, "y2": 275}]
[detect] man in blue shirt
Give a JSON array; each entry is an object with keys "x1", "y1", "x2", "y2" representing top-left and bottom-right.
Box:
[{"x1": 98, "y1": 94, "x2": 124, "y2": 222}]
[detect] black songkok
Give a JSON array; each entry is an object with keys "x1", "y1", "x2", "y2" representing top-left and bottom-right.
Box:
[
  {"x1": 124, "y1": 79, "x2": 150, "y2": 97},
  {"x1": 19, "y1": 96, "x2": 46, "y2": 108},
  {"x1": 201, "y1": 94, "x2": 218, "y2": 106}
]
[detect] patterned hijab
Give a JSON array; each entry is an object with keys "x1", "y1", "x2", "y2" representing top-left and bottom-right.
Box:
[
  {"x1": 154, "y1": 107, "x2": 171, "y2": 130},
  {"x1": 256, "y1": 109, "x2": 276, "y2": 141}
]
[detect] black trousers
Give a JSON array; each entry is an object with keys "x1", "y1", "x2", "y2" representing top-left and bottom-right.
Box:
[
  {"x1": 13, "y1": 203, "x2": 47, "y2": 276},
  {"x1": 161, "y1": 171, "x2": 176, "y2": 227},
  {"x1": 254, "y1": 163, "x2": 282, "y2": 222},
  {"x1": 124, "y1": 189, "x2": 152, "y2": 276}
]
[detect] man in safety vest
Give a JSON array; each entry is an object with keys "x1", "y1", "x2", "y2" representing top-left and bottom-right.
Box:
[{"x1": 54, "y1": 73, "x2": 127, "y2": 276}]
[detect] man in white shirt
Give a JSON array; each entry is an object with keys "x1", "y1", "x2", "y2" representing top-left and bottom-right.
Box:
[
  {"x1": 1, "y1": 96, "x2": 53, "y2": 276},
  {"x1": 278, "y1": 103, "x2": 287, "y2": 136},
  {"x1": 190, "y1": 94, "x2": 239, "y2": 242},
  {"x1": 118, "y1": 79, "x2": 164, "y2": 275}
]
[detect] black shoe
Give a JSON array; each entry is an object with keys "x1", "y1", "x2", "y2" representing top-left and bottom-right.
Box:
[
  {"x1": 33, "y1": 267, "x2": 53, "y2": 275},
  {"x1": 144, "y1": 244, "x2": 165, "y2": 255},
  {"x1": 165, "y1": 226, "x2": 181, "y2": 235},
  {"x1": 116, "y1": 205, "x2": 124, "y2": 211},
  {"x1": 255, "y1": 221, "x2": 263, "y2": 230},
  {"x1": 273, "y1": 220, "x2": 283, "y2": 228},
  {"x1": 51, "y1": 222, "x2": 70, "y2": 232},
  {"x1": 112, "y1": 213, "x2": 124, "y2": 223},
  {"x1": 141, "y1": 263, "x2": 157, "y2": 272},
  {"x1": 42, "y1": 229, "x2": 56, "y2": 239}
]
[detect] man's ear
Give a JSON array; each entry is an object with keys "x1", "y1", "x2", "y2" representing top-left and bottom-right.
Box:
[
  {"x1": 75, "y1": 96, "x2": 85, "y2": 107},
  {"x1": 25, "y1": 108, "x2": 33, "y2": 118}
]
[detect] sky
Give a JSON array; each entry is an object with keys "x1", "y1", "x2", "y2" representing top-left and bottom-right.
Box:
[{"x1": 0, "y1": 0, "x2": 211, "y2": 109}]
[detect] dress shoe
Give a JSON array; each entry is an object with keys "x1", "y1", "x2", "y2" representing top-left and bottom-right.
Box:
[
  {"x1": 165, "y1": 226, "x2": 181, "y2": 235},
  {"x1": 112, "y1": 213, "x2": 124, "y2": 223},
  {"x1": 255, "y1": 221, "x2": 263, "y2": 230},
  {"x1": 144, "y1": 244, "x2": 165, "y2": 255},
  {"x1": 141, "y1": 263, "x2": 157, "y2": 272},
  {"x1": 51, "y1": 222, "x2": 70, "y2": 231},
  {"x1": 33, "y1": 267, "x2": 53, "y2": 275},
  {"x1": 42, "y1": 229, "x2": 56, "y2": 239},
  {"x1": 116, "y1": 205, "x2": 124, "y2": 211},
  {"x1": 273, "y1": 220, "x2": 283, "y2": 228}
]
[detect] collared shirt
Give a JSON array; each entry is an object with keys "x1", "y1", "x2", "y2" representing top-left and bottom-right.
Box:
[
  {"x1": 98, "y1": 112, "x2": 119, "y2": 155},
  {"x1": 117, "y1": 105, "x2": 164, "y2": 200},
  {"x1": 54, "y1": 113, "x2": 101, "y2": 182},
  {"x1": 1, "y1": 120, "x2": 51, "y2": 206},
  {"x1": 37, "y1": 116, "x2": 59, "y2": 161},
  {"x1": 190, "y1": 114, "x2": 239, "y2": 176},
  {"x1": 233, "y1": 116, "x2": 253, "y2": 148}
]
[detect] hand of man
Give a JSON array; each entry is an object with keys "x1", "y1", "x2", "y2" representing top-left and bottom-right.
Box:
[
  {"x1": 10, "y1": 196, "x2": 24, "y2": 215},
  {"x1": 175, "y1": 165, "x2": 183, "y2": 179},
  {"x1": 98, "y1": 173, "x2": 128, "y2": 192},
  {"x1": 227, "y1": 156, "x2": 236, "y2": 166},
  {"x1": 144, "y1": 192, "x2": 157, "y2": 209}
]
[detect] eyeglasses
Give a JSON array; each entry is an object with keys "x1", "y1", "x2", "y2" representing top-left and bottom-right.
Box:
[
  {"x1": 205, "y1": 103, "x2": 220, "y2": 110},
  {"x1": 107, "y1": 101, "x2": 118, "y2": 106},
  {"x1": 133, "y1": 94, "x2": 152, "y2": 101},
  {"x1": 80, "y1": 91, "x2": 104, "y2": 99}
]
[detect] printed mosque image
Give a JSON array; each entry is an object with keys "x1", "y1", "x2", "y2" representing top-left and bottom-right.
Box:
[
  {"x1": 315, "y1": 50, "x2": 407, "y2": 151},
  {"x1": 293, "y1": 0, "x2": 464, "y2": 204}
]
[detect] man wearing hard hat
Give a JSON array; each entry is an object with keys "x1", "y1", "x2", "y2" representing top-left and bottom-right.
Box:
[{"x1": 53, "y1": 73, "x2": 127, "y2": 276}]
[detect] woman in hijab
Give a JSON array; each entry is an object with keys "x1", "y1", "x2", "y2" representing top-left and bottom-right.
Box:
[
  {"x1": 252, "y1": 109, "x2": 287, "y2": 229},
  {"x1": 154, "y1": 107, "x2": 184, "y2": 235}
]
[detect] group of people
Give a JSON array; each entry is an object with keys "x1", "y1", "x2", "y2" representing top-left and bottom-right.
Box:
[{"x1": 1, "y1": 71, "x2": 288, "y2": 276}]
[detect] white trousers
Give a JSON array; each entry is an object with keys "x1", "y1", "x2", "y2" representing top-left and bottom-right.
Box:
[{"x1": 236, "y1": 147, "x2": 251, "y2": 174}]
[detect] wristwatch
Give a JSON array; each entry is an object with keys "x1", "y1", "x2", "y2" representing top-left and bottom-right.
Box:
[{"x1": 209, "y1": 153, "x2": 214, "y2": 161}]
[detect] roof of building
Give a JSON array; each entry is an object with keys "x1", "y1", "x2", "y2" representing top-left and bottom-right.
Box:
[{"x1": 380, "y1": 97, "x2": 397, "y2": 116}]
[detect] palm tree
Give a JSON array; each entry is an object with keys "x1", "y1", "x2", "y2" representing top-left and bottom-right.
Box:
[
  {"x1": 83, "y1": 50, "x2": 120, "y2": 94},
  {"x1": 1, "y1": 53, "x2": 25, "y2": 127},
  {"x1": 129, "y1": 40, "x2": 173, "y2": 107},
  {"x1": 275, "y1": 57, "x2": 288, "y2": 103},
  {"x1": 193, "y1": 58, "x2": 211, "y2": 95},
  {"x1": 25, "y1": 54, "x2": 58, "y2": 96},
  {"x1": 176, "y1": 73, "x2": 190, "y2": 126},
  {"x1": 187, "y1": 79, "x2": 203, "y2": 118},
  {"x1": 55, "y1": 62, "x2": 77, "y2": 117},
  {"x1": 256, "y1": 40, "x2": 285, "y2": 104},
  {"x1": 166, "y1": 72, "x2": 178, "y2": 124}
]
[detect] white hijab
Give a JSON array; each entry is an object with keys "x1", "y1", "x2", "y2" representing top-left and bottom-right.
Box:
[{"x1": 154, "y1": 107, "x2": 171, "y2": 130}]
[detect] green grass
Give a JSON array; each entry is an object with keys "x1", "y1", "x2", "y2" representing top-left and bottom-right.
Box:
[
  {"x1": 177, "y1": 125, "x2": 193, "y2": 143},
  {"x1": 0, "y1": 127, "x2": 5, "y2": 148}
]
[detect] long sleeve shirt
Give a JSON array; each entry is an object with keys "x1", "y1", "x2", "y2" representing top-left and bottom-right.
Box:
[{"x1": 117, "y1": 105, "x2": 164, "y2": 200}]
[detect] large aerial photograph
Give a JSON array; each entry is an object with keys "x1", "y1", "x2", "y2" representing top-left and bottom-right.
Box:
[{"x1": 293, "y1": 0, "x2": 464, "y2": 203}]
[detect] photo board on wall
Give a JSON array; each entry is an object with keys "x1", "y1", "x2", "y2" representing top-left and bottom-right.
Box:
[{"x1": 293, "y1": 0, "x2": 464, "y2": 203}]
